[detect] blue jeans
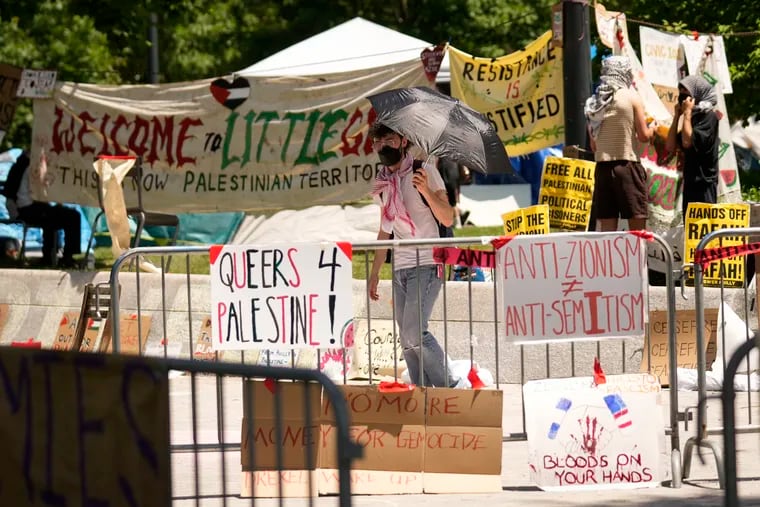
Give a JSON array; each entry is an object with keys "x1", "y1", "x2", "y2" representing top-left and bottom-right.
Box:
[{"x1": 393, "y1": 265, "x2": 450, "y2": 387}]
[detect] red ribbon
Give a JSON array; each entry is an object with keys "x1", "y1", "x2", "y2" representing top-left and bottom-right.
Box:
[
  {"x1": 468, "y1": 367, "x2": 486, "y2": 390},
  {"x1": 264, "y1": 377, "x2": 277, "y2": 394},
  {"x1": 378, "y1": 380, "x2": 415, "y2": 393}
]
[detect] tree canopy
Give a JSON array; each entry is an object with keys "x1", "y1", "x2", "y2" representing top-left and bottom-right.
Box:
[{"x1": 0, "y1": 0, "x2": 758, "y2": 149}]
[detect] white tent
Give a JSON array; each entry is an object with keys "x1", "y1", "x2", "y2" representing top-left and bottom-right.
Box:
[{"x1": 237, "y1": 17, "x2": 450, "y2": 82}]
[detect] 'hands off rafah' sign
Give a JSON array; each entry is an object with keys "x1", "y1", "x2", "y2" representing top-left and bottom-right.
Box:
[
  {"x1": 210, "y1": 242, "x2": 353, "y2": 351},
  {"x1": 496, "y1": 232, "x2": 647, "y2": 344}
]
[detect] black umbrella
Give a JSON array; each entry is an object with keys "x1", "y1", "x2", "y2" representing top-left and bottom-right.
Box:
[{"x1": 366, "y1": 86, "x2": 520, "y2": 179}]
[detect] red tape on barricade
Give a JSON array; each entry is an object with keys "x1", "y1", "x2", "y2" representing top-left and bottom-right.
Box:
[
  {"x1": 433, "y1": 247, "x2": 495, "y2": 268},
  {"x1": 694, "y1": 241, "x2": 760, "y2": 267},
  {"x1": 627, "y1": 230, "x2": 655, "y2": 241}
]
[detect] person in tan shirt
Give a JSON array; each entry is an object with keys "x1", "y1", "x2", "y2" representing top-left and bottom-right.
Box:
[{"x1": 584, "y1": 56, "x2": 654, "y2": 232}]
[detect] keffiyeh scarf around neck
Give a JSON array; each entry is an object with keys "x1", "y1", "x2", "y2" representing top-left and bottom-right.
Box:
[
  {"x1": 371, "y1": 152, "x2": 416, "y2": 235},
  {"x1": 679, "y1": 75, "x2": 718, "y2": 113},
  {"x1": 584, "y1": 56, "x2": 634, "y2": 139}
]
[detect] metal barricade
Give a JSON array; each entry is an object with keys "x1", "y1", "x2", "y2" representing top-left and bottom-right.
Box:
[
  {"x1": 722, "y1": 336, "x2": 759, "y2": 507},
  {"x1": 107, "y1": 230, "x2": 682, "y2": 488},
  {"x1": 687, "y1": 226, "x2": 760, "y2": 490},
  {"x1": 0, "y1": 346, "x2": 360, "y2": 506}
]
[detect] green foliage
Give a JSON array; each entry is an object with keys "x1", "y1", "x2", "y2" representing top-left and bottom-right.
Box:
[
  {"x1": 740, "y1": 169, "x2": 760, "y2": 202},
  {"x1": 1, "y1": 0, "x2": 760, "y2": 151}
]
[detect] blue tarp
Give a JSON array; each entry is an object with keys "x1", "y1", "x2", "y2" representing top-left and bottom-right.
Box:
[{"x1": 473, "y1": 145, "x2": 563, "y2": 205}]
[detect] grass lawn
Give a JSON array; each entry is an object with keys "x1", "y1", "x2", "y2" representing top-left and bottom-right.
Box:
[{"x1": 13, "y1": 224, "x2": 504, "y2": 278}]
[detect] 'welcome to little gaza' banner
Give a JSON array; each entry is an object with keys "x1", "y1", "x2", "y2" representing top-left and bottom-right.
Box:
[
  {"x1": 448, "y1": 31, "x2": 564, "y2": 156},
  {"x1": 30, "y1": 60, "x2": 428, "y2": 213}
]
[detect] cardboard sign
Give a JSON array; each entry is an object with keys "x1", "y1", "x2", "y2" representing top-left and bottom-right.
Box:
[
  {"x1": 210, "y1": 242, "x2": 353, "y2": 351},
  {"x1": 538, "y1": 156, "x2": 596, "y2": 231},
  {"x1": 241, "y1": 380, "x2": 321, "y2": 471},
  {"x1": 320, "y1": 385, "x2": 426, "y2": 495},
  {"x1": 0, "y1": 63, "x2": 22, "y2": 144},
  {"x1": 683, "y1": 203, "x2": 750, "y2": 288},
  {"x1": 54, "y1": 309, "x2": 105, "y2": 353},
  {"x1": 53, "y1": 311, "x2": 80, "y2": 351},
  {"x1": 0, "y1": 347, "x2": 170, "y2": 505},
  {"x1": 193, "y1": 316, "x2": 217, "y2": 360},
  {"x1": 640, "y1": 309, "x2": 718, "y2": 385},
  {"x1": 16, "y1": 68, "x2": 57, "y2": 98},
  {"x1": 349, "y1": 319, "x2": 405, "y2": 380},
  {"x1": 105, "y1": 314, "x2": 151, "y2": 354},
  {"x1": 501, "y1": 204, "x2": 550, "y2": 236},
  {"x1": 524, "y1": 374, "x2": 662, "y2": 491},
  {"x1": 0, "y1": 303, "x2": 9, "y2": 339},
  {"x1": 423, "y1": 388, "x2": 504, "y2": 493},
  {"x1": 496, "y1": 232, "x2": 648, "y2": 343}
]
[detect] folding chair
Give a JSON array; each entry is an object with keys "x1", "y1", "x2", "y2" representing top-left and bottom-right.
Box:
[{"x1": 85, "y1": 155, "x2": 180, "y2": 269}]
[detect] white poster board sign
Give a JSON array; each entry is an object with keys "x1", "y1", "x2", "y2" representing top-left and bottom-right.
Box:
[
  {"x1": 524, "y1": 373, "x2": 662, "y2": 491},
  {"x1": 496, "y1": 232, "x2": 647, "y2": 343},
  {"x1": 639, "y1": 27, "x2": 732, "y2": 93},
  {"x1": 16, "y1": 69, "x2": 57, "y2": 98},
  {"x1": 210, "y1": 242, "x2": 353, "y2": 351}
]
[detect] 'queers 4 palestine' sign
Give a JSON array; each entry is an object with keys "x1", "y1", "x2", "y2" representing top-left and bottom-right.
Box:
[
  {"x1": 30, "y1": 60, "x2": 428, "y2": 213},
  {"x1": 209, "y1": 242, "x2": 354, "y2": 351},
  {"x1": 448, "y1": 31, "x2": 564, "y2": 156},
  {"x1": 496, "y1": 232, "x2": 647, "y2": 344}
]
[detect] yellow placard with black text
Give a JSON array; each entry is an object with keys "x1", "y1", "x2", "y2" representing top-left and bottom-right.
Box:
[
  {"x1": 448, "y1": 31, "x2": 564, "y2": 156},
  {"x1": 684, "y1": 203, "x2": 750, "y2": 287},
  {"x1": 502, "y1": 205, "x2": 550, "y2": 236},
  {"x1": 538, "y1": 156, "x2": 595, "y2": 231}
]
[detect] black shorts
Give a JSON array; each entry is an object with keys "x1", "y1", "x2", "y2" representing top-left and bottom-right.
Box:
[{"x1": 593, "y1": 160, "x2": 648, "y2": 220}]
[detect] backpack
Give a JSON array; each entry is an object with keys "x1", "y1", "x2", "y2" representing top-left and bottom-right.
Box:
[{"x1": 384, "y1": 159, "x2": 454, "y2": 263}]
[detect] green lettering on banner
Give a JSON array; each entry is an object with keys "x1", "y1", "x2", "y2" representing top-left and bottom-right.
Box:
[
  {"x1": 256, "y1": 111, "x2": 280, "y2": 162},
  {"x1": 0, "y1": 348, "x2": 170, "y2": 506},
  {"x1": 296, "y1": 110, "x2": 322, "y2": 166},
  {"x1": 318, "y1": 109, "x2": 348, "y2": 163},
  {"x1": 282, "y1": 111, "x2": 306, "y2": 163},
  {"x1": 222, "y1": 111, "x2": 240, "y2": 170}
]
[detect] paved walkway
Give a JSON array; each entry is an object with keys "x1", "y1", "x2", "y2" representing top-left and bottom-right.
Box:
[{"x1": 167, "y1": 376, "x2": 760, "y2": 506}]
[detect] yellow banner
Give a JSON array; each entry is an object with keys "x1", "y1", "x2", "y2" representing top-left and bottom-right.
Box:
[
  {"x1": 684, "y1": 203, "x2": 750, "y2": 287},
  {"x1": 501, "y1": 204, "x2": 550, "y2": 236},
  {"x1": 448, "y1": 31, "x2": 564, "y2": 156},
  {"x1": 538, "y1": 156, "x2": 595, "y2": 231}
]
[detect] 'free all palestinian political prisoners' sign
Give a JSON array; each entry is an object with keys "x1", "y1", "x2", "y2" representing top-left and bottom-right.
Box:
[
  {"x1": 496, "y1": 232, "x2": 647, "y2": 344},
  {"x1": 210, "y1": 242, "x2": 354, "y2": 351},
  {"x1": 29, "y1": 59, "x2": 428, "y2": 213}
]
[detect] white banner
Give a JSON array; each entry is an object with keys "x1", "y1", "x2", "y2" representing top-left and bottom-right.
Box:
[
  {"x1": 639, "y1": 27, "x2": 732, "y2": 93},
  {"x1": 496, "y1": 232, "x2": 647, "y2": 344},
  {"x1": 30, "y1": 59, "x2": 428, "y2": 213},
  {"x1": 210, "y1": 242, "x2": 353, "y2": 351}
]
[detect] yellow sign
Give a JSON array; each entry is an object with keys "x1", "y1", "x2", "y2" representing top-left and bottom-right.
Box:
[
  {"x1": 684, "y1": 203, "x2": 750, "y2": 287},
  {"x1": 538, "y1": 156, "x2": 595, "y2": 231},
  {"x1": 501, "y1": 205, "x2": 550, "y2": 236},
  {"x1": 448, "y1": 31, "x2": 564, "y2": 156}
]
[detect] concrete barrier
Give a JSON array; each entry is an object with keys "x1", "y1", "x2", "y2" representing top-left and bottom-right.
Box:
[{"x1": 0, "y1": 268, "x2": 755, "y2": 383}]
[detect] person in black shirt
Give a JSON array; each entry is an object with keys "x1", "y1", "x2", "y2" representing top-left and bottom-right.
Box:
[{"x1": 665, "y1": 75, "x2": 719, "y2": 219}]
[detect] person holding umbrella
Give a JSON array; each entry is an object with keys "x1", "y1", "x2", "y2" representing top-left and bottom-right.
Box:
[{"x1": 366, "y1": 122, "x2": 457, "y2": 387}]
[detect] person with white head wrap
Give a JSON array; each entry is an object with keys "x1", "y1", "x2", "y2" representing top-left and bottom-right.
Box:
[
  {"x1": 665, "y1": 75, "x2": 720, "y2": 219},
  {"x1": 584, "y1": 55, "x2": 655, "y2": 232}
]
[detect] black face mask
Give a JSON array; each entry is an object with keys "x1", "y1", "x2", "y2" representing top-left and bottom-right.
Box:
[
  {"x1": 678, "y1": 92, "x2": 690, "y2": 105},
  {"x1": 378, "y1": 145, "x2": 403, "y2": 166}
]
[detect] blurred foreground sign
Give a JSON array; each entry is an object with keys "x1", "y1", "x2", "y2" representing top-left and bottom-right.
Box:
[{"x1": 0, "y1": 347, "x2": 170, "y2": 506}]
